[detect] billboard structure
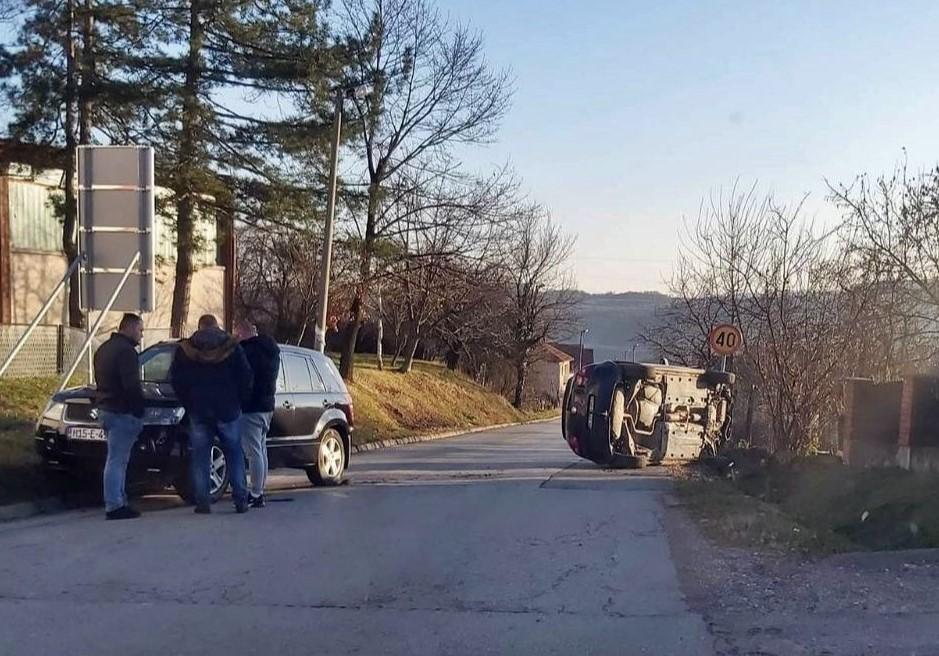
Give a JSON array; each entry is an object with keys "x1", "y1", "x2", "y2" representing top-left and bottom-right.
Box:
[{"x1": 78, "y1": 145, "x2": 155, "y2": 312}]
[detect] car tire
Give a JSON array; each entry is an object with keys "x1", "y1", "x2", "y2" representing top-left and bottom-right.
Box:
[
  {"x1": 173, "y1": 442, "x2": 231, "y2": 504},
  {"x1": 306, "y1": 428, "x2": 345, "y2": 487},
  {"x1": 608, "y1": 454, "x2": 648, "y2": 469},
  {"x1": 702, "y1": 370, "x2": 736, "y2": 386}
]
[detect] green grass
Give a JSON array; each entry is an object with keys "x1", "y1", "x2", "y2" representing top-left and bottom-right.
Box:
[
  {"x1": 675, "y1": 477, "x2": 853, "y2": 554},
  {"x1": 677, "y1": 458, "x2": 939, "y2": 553},
  {"x1": 0, "y1": 376, "x2": 61, "y2": 505}
]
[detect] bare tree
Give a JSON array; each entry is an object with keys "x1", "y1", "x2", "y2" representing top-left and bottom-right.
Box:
[
  {"x1": 497, "y1": 206, "x2": 578, "y2": 408},
  {"x1": 333, "y1": 0, "x2": 512, "y2": 380},
  {"x1": 830, "y1": 164, "x2": 939, "y2": 374},
  {"x1": 236, "y1": 223, "x2": 322, "y2": 343},
  {"x1": 644, "y1": 184, "x2": 875, "y2": 453}
]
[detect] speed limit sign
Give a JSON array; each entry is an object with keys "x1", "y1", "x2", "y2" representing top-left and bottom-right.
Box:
[{"x1": 708, "y1": 324, "x2": 743, "y2": 356}]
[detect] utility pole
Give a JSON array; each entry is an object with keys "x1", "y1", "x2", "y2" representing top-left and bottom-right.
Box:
[
  {"x1": 313, "y1": 83, "x2": 370, "y2": 353},
  {"x1": 577, "y1": 328, "x2": 589, "y2": 371},
  {"x1": 313, "y1": 92, "x2": 343, "y2": 353}
]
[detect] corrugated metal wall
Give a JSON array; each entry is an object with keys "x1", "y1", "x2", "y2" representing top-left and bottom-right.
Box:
[
  {"x1": 8, "y1": 180, "x2": 60, "y2": 251},
  {"x1": 6, "y1": 176, "x2": 217, "y2": 264}
]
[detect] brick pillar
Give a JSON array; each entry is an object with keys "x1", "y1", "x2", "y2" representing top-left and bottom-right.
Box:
[
  {"x1": 897, "y1": 376, "x2": 916, "y2": 469},
  {"x1": 842, "y1": 378, "x2": 865, "y2": 465}
]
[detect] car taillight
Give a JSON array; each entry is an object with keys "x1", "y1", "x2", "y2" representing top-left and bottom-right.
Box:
[{"x1": 341, "y1": 403, "x2": 355, "y2": 427}]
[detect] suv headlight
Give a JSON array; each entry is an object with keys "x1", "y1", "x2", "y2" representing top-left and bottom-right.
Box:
[
  {"x1": 36, "y1": 401, "x2": 66, "y2": 432},
  {"x1": 143, "y1": 407, "x2": 185, "y2": 426},
  {"x1": 41, "y1": 401, "x2": 66, "y2": 423}
]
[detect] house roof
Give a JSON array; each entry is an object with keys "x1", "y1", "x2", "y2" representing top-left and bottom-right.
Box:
[
  {"x1": 552, "y1": 342, "x2": 594, "y2": 365},
  {"x1": 535, "y1": 343, "x2": 574, "y2": 363}
]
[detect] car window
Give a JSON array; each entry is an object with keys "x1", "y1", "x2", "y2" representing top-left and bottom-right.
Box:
[
  {"x1": 306, "y1": 357, "x2": 327, "y2": 393},
  {"x1": 140, "y1": 345, "x2": 175, "y2": 382},
  {"x1": 284, "y1": 355, "x2": 313, "y2": 393},
  {"x1": 310, "y1": 356, "x2": 344, "y2": 393},
  {"x1": 276, "y1": 361, "x2": 287, "y2": 393}
]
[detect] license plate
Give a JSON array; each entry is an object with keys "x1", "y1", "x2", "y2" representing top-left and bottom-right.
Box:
[{"x1": 67, "y1": 427, "x2": 106, "y2": 441}]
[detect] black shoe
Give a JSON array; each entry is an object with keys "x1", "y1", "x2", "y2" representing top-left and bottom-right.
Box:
[
  {"x1": 194, "y1": 504, "x2": 212, "y2": 515},
  {"x1": 235, "y1": 501, "x2": 250, "y2": 514},
  {"x1": 249, "y1": 494, "x2": 265, "y2": 509},
  {"x1": 106, "y1": 506, "x2": 141, "y2": 521}
]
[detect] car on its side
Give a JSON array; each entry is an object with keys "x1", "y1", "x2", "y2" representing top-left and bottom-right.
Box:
[
  {"x1": 34, "y1": 341, "x2": 354, "y2": 503},
  {"x1": 562, "y1": 360, "x2": 734, "y2": 468}
]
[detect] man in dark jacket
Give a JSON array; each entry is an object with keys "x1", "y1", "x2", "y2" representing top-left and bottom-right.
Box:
[
  {"x1": 94, "y1": 313, "x2": 146, "y2": 520},
  {"x1": 170, "y1": 314, "x2": 253, "y2": 514},
  {"x1": 235, "y1": 321, "x2": 280, "y2": 508}
]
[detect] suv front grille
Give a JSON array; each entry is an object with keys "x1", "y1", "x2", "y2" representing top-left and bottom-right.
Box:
[{"x1": 64, "y1": 403, "x2": 96, "y2": 422}]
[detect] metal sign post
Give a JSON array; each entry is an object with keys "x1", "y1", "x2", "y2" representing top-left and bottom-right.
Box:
[
  {"x1": 59, "y1": 252, "x2": 140, "y2": 391},
  {"x1": 0, "y1": 255, "x2": 84, "y2": 377},
  {"x1": 54, "y1": 145, "x2": 155, "y2": 390}
]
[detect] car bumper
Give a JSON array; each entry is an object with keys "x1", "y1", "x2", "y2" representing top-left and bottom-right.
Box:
[{"x1": 34, "y1": 425, "x2": 185, "y2": 476}]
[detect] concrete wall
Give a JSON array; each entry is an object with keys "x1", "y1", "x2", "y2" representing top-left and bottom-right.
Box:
[
  {"x1": 11, "y1": 250, "x2": 225, "y2": 345},
  {"x1": 842, "y1": 375, "x2": 939, "y2": 473},
  {"x1": 897, "y1": 375, "x2": 939, "y2": 473},
  {"x1": 527, "y1": 359, "x2": 571, "y2": 406}
]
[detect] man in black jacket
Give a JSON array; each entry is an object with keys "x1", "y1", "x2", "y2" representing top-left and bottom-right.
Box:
[
  {"x1": 235, "y1": 321, "x2": 280, "y2": 508},
  {"x1": 170, "y1": 314, "x2": 253, "y2": 514},
  {"x1": 94, "y1": 313, "x2": 146, "y2": 520}
]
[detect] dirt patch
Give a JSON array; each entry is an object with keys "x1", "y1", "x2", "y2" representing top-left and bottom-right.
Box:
[{"x1": 665, "y1": 498, "x2": 939, "y2": 655}]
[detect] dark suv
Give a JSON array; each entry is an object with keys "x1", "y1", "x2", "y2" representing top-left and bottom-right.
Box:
[{"x1": 34, "y1": 342, "x2": 354, "y2": 502}]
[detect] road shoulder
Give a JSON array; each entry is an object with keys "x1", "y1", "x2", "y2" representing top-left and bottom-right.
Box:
[{"x1": 664, "y1": 494, "x2": 939, "y2": 655}]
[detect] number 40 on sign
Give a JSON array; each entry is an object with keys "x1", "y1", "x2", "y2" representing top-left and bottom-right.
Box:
[{"x1": 708, "y1": 324, "x2": 743, "y2": 356}]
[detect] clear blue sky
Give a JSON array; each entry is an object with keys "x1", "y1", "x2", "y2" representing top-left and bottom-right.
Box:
[{"x1": 439, "y1": 0, "x2": 939, "y2": 292}]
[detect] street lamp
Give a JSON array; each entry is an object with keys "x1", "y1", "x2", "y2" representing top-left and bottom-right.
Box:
[
  {"x1": 577, "y1": 328, "x2": 589, "y2": 372},
  {"x1": 313, "y1": 82, "x2": 371, "y2": 353}
]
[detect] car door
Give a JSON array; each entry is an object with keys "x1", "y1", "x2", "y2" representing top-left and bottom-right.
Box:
[
  {"x1": 268, "y1": 359, "x2": 291, "y2": 439},
  {"x1": 282, "y1": 353, "x2": 326, "y2": 438}
]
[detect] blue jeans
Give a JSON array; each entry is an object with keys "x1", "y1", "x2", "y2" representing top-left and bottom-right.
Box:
[
  {"x1": 100, "y1": 411, "x2": 143, "y2": 512},
  {"x1": 241, "y1": 412, "x2": 272, "y2": 497},
  {"x1": 189, "y1": 416, "x2": 248, "y2": 507}
]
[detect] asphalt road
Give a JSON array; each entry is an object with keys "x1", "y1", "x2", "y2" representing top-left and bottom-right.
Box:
[{"x1": 0, "y1": 421, "x2": 713, "y2": 656}]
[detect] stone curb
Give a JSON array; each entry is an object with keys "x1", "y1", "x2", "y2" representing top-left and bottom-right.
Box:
[{"x1": 350, "y1": 416, "x2": 558, "y2": 453}]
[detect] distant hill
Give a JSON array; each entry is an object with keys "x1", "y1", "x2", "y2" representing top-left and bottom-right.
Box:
[{"x1": 562, "y1": 291, "x2": 671, "y2": 364}]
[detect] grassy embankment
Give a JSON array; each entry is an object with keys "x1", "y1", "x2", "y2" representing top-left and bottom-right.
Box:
[
  {"x1": 0, "y1": 358, "x2": 553, "y2": 505},
  {"x1": 676, "y1": 456, "x2": 939, "y2": 554}
]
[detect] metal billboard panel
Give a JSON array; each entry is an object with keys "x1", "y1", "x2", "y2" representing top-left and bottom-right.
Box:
[
  {"x1": 79, "y1": 189, "x2": 153, "y2": 230},
  {"x1": 77, "y1": 146, "x2": 153, "y2": 189},
  {"x1": 82, "y1": 272, "x2": 154, "y2": 313},
  {"x1": 78, "y1": 145, "x2": 155, "y2": 312}
]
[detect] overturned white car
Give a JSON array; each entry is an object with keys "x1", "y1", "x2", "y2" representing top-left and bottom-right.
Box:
[{"x1": 561, "y1": 361, "x2": 734, "y2": 468}]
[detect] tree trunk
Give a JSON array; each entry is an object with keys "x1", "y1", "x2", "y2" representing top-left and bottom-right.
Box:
[
  {"x1": 170, "y1": 1, "x2": 203, "y2": 337},
  {"x1": 338, "y1": 294, "x2": 364, "y2": 380},
  {"x1": 339, "y1": 181, "x2": 379, "y2": 381},
  {"x1": 399, "y1": 323, "x2": 421, "y2": 373},
  {"x1": 513, "y1": 358, "x2": 528, "y2": 409},
  {"x1": 62, "y1": 0, "x2": 83, "y2": 329},
  {"x1": 78, "y1": 0, "x2": 94, "y2": 145},
  {"x1": 444, "y1": 339, "x2": 462, "y2": 370},
  {"x1": 390, "y1": 336, "x2": 405, "y2": 368},
  {"x1": 376, "y1": 283, "x2": 383, "y2": 370}
]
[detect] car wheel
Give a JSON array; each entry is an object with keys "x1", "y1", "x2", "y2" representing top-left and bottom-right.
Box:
[
  {"x1": 306, "y1": 428, "x2": 345, "y2": 487},
  {"x1": 702, "y1": 370, "x2": 735, "y2": 386},
  {"x1": 173, "y1": 442, "x2": 231, "y2": 504}
]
